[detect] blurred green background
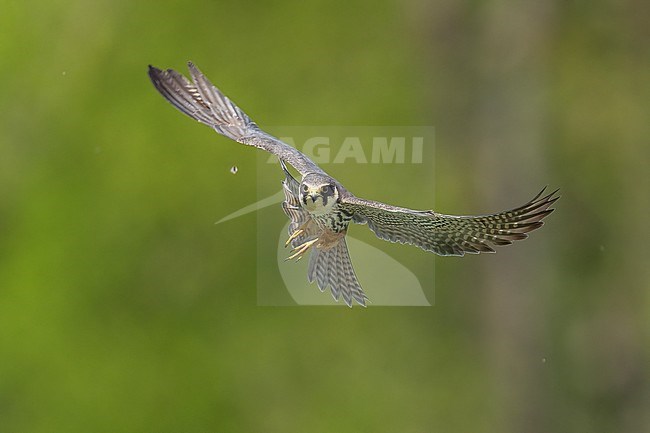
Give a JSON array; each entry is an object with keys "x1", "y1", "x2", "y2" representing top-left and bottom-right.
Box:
[{"x1": 1, "y1": 0, "x2": 648, "y2": 432}]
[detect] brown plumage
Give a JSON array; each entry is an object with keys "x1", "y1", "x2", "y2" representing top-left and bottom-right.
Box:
[{"x1": 148, "y1": 62, "x2": 559, "y2": 307}]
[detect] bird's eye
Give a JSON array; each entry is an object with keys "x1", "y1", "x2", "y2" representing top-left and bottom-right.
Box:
[
  {"x1": 321, "y1": 185, "x2": 330, "y2": 194},
  {"x1": 302, "y1": 184, "x2": 308, "y2": 192}
]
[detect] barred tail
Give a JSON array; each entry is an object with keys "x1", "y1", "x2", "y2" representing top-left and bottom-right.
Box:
[{"x1": 307, "y1": 238, "x2": 368, "y2": 307}]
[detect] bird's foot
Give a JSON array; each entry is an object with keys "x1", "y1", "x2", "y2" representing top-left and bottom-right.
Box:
[
  {"x1": 286, "y1": 238, "x2": 319, "y2": 261},
  {"x1": 285, "y1": 229, "x2": 304, "y2": 247}
]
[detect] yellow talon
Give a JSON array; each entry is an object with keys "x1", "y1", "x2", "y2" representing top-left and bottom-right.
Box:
[
  {"x1": 286, "y1": 238, "x2": 318, "y2": 261},
  {"x1": 285, "y1": 229, "x2": 304, "y2": 247}
]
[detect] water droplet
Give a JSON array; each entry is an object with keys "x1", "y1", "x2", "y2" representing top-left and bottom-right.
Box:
[{"x1": 230, "y1": 166, "x2": 238, "y2": 174}]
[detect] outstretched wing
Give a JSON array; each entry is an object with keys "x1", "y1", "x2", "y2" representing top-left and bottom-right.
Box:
[
  {"x1": 340, "y1": 188, "x2": 559, "y2": 256},
  {"x1": 148, "y1": 62, "x2": 324, "y2": 176}
]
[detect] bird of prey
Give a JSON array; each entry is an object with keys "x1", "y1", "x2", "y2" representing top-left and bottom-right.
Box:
[{"x1": 148, "y1": 62, "x2": 558, "y2": 307}]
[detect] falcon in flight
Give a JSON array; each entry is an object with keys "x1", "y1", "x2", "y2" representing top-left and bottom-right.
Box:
[{"x1": 148, "y1": 62, "x2": 558, "y2": 307}]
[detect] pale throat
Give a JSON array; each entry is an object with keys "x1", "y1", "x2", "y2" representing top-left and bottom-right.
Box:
[
  {"x1": 302, "y1": 188, "x2": 338, "y2": 216},
  {"x1": 303, "y1": 197, "x2": 336, "y2": 215}
]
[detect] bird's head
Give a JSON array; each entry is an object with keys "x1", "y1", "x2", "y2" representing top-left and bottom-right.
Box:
[{"x1": 299, "y1": 174, "x2": 339, "y2": 215}]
